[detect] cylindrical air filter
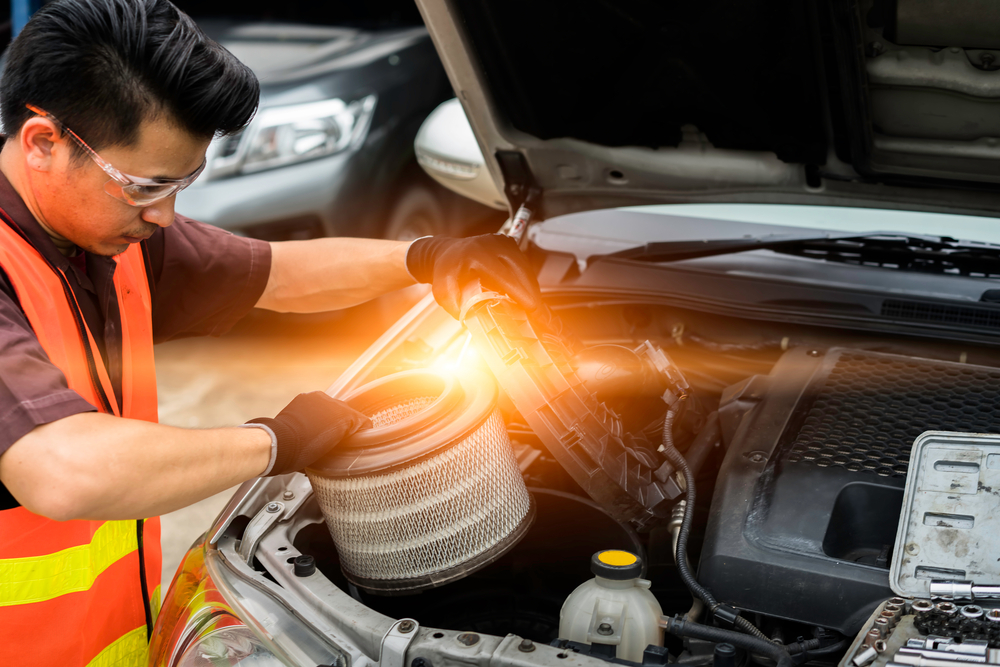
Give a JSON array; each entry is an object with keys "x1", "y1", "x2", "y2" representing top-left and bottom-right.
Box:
[{"x1": 306, "y1": 369, "x2": 534, "y2": 594}]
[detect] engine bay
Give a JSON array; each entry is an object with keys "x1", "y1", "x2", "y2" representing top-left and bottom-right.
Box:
[{"x1": 258, "y1": 289, "x2": 1000, "y2": 667}]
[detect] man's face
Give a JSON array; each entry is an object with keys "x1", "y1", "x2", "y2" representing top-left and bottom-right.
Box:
[{"x1": 31, "y1": 115, "x2": 210, "y2": 256}]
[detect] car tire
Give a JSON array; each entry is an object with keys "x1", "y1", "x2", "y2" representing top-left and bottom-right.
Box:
[{"x1": 382, "y1": 183, "x2": 448, "y2": 241}]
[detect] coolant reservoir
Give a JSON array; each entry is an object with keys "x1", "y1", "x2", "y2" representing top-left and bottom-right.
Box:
[{"x1": 559, "y1": 550, "x2": 664, "y2": 663}]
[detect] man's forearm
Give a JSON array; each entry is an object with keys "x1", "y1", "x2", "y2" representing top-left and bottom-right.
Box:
[
  {"x1": 0, "y1": 412, "x2": 272, "y2": 520},
  {"x1": 256, "y1": 238, "x2": 415, "y2": 312}
]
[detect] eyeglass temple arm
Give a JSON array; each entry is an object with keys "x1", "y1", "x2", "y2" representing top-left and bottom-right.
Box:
[{"x1": 24, "y1": 103, "x2": 128, "y2": 184}]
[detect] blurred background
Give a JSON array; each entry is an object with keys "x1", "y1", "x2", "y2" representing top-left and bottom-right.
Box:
[{"x1": 0, "y1": 0, "x2": 503, "y2": 584}]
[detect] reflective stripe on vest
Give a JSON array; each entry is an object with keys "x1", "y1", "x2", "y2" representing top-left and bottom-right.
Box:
[{"x1": 0, "y1": 211, "x2": 160, "y2": 667}]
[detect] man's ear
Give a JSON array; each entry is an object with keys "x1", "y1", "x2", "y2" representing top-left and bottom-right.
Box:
[{"x1": 19, "y1": 117, "x2": 64, "y2": 173}]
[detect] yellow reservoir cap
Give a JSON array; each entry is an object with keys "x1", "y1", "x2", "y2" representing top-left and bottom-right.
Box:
[{"x1": 598, "y1": 550, "x2": 638, "y2": 567}]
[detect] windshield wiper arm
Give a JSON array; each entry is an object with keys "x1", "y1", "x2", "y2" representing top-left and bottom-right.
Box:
[
  {"x1": 599, "y1": 232, "x2": 877, "y2": 263},
  {"x1": 596, "y1": 232, "x2": 1000, "y2": 277}
]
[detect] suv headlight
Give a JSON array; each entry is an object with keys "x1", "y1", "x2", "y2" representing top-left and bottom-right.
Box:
[{"x1": 209, "y1": 95, "x2": 377, "y2": 178}]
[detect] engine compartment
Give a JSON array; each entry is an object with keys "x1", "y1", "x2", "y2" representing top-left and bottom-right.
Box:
[{"x1": 283, "y1": 295, "x2": 1000, "y2": 665}]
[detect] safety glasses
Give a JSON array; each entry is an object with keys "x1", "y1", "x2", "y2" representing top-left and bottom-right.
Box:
[{"x1": 26, "y1": 104, "x2": 206, "y2": 207}]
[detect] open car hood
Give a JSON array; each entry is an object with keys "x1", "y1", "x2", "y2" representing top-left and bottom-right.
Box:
[{"x1": 414, "y1": 0, "x2": 1000, "y2": 221}]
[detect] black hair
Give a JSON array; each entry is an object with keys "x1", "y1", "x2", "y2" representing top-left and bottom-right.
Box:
[{"x1": 0, "y1": 0, "x2": 259, "y2": 152}]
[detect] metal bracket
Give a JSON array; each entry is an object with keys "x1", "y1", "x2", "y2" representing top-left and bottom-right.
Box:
[
  {"x1": 210, "y1": 477, "x2": 265, "y2": 546},
  {"x1": 238, "y1": 501, "x2": 284, "y2": 564},
  {"x1": 379, "y1": 619, "x2": 419, "y2": 667},
  {"x1": 236, "y1": 474, "x2": 315, "y2": 564}
]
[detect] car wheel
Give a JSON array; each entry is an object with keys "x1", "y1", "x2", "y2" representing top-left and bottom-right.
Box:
[{"x1": 382, "y1": 184, "x2": 448, "y2": 241}]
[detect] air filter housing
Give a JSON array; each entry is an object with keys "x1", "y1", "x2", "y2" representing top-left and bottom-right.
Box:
[{"x1": 306, "y1": 369, "x2": 534, "y2": 594}]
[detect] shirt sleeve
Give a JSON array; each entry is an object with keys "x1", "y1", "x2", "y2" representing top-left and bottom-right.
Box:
[
  {"x1": 0, "y1": 273, "x2": 98, "y2": 459},
  {"x1": 0, "y1": 272, "x2": 99, "y2": 509},
  {"x1": 144, "y1": 215, "x2": 272, "y2": 343}
]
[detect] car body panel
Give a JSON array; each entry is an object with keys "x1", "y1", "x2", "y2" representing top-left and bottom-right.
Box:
[
  {"x1": 413, "y1": 0, "x2": 1000, "y2": 220},
  {"x1": 174, "y1": 22, "x2": 453, "y2": 238}
]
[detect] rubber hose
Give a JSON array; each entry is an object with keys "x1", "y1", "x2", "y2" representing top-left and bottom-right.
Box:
[
  {"x1": 734, "y1": 616, "x2": 771, "y2": 641},
  {"x1": 661, "y1": 410, "x2": 714, "y2": 609},
  {"x1": 663, "y1": 616, "x2": 793, "y2": 667},
  {"x1": 803, "y1": 639, "x2": 847, "y2": 656},
  {"x1": 661, "y1": 411, "x2": 770, "y2": 642},
  {"x1": 784, "y1": 638, "x2": 822, "y2": 654}
]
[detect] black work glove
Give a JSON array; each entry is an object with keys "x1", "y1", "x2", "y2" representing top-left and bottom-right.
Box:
[
  {"x1": 406, "y1": 233, "x2": 543, "y2": 318},
  {"x1": 247, "y1": 392, "x2": 370, "y2": 476}
]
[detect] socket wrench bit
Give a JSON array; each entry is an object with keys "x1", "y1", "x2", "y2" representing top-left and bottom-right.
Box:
[
  {"x1": 866, "y1": 629, "x2": 883, "y2": 647},
  {"x1": 913, "y1": 600, "x2": 936, "y2": 614},
  {"x1": 897, "y1": 648, "x2": 986, "y2": 663},
  {"x1": 893, "y1": 656, "x2": 990, "y2": 667},
  {"x1": 928, "y1": 640, "x2": 989, "y2": 657},
  {"x1": 881, "y1": 610, "x2": 900, "y2": 626},
  {"x1": 886, "y1": 603, "x2": 905, "y2": 622},
  {"x1": 931, "y1": 581, "x2": 1000, "y2": 601},
  {"x1": 986, "y1": 609, "x2": 1000, "y2": 623},
  {"x1": 874, "y1": 617, "x2": 892, "y2": 636},
  {"x1": 961, "y1": 605, "x2": 985, "y2": 620},
  {"x1": 936, "y1": 601, "x2": 959, "y2": 615},
  {"x1": 854, "y1": 646, "x2": 880, "y2": 666},
  {"x1": 890, "y1": 597, "x2": 909, "y2": 613}
]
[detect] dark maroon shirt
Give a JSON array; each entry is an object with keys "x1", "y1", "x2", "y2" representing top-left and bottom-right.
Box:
[{"x1": 0, "y1": 170, "x2": 271, "y2": 509}]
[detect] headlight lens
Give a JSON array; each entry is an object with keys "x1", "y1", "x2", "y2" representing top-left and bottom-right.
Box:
[
  {"x1": 210, "y1": 95, "x2": 377, "y2": 178},
  {"x1": 176, "y1": 625, "x2": 285, "y2": 667},
  {"x1": 151, "y1": 537, "x2": 346, "y2": 667}
]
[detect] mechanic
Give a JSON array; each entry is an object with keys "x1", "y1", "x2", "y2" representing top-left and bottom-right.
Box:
[{"x1": 0, "y1": 1, "x2": 542, "y2": 665}]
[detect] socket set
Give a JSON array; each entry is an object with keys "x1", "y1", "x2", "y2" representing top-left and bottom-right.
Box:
[
  {"x1": 843, "y1": 598, "x2": 1000, "y2": 667},
  {"x1": 912, "y1": 601, "x2": 1000, "y2": 646},
  {"x1": 838, "y1": 432, "x2": 1000, "y2": 667}
]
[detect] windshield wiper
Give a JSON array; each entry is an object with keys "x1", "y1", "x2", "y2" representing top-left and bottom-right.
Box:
[{"x1": 597, "y1": 232, "x2": 1000, "y2": 277}]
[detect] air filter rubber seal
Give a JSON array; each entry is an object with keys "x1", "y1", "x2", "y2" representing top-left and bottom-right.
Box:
[{"x1": 308, "y1": 369, "x2": 497, "y2": 477}]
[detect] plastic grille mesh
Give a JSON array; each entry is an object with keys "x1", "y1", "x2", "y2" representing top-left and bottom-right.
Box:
[
  {"x1": 785, "y1": 351, "x2": 1000, "y2": 478},
  {"x1": 308, "y1": 408, "x2": 531, "y2": 583}
]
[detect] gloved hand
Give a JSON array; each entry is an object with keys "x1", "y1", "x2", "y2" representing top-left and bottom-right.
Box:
[
  {"x1": 247, "y1": 392, "x2": 370, "y2": 476},
  {"x1": 406, "y1": 233, "x2": 543, "y2": 318}
]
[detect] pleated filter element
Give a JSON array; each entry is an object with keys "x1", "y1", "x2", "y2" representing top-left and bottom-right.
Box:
[{"x1": 306, "y1": 370, "x2": 534, "y2": 594}]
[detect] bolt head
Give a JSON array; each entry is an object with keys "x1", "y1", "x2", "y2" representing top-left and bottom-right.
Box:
[
  {"x1": 456, "y1": 633, "x2": 480, "y2": 646},
  {"x1": 597, "y1": 622, "x2": 614, "y2": 636},
  {"x1": 518, "y1": 639, "x2": 536, "y2": 653},
  {"x1": 265, "y1": 502, "x2": 280, "y2": 513},
  {"x1": 282, "y1": 491, "x2": 295, "y2": 500},
  {"x1": 398, "y1": 620, "x2": 415, "y2": 633}
]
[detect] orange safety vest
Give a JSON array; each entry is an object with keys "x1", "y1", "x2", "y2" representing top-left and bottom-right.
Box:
[{"x1": 0, "y1": 210, "x2": 160, "y2": 667}]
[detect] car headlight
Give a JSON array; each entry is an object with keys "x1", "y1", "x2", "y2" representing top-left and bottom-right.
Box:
[
  {"x1": 209, "y1": 95, "x2": 377, "y2": 178},
  {"x1": 176, "y1": 624, "x2": 284, "y2": 667},
  {"x1": 150, "y1": 536, "x2": 347, "y2": 667}
]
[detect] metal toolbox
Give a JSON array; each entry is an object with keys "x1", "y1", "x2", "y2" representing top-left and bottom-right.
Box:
[{"x1": 839, "y1": 432, "x2": 1000, "y2": 667}]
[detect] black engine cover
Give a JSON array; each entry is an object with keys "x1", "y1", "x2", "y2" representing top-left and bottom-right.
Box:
[{"x1": 699, "y1": 347, "x2": 1000, "y2": 634}]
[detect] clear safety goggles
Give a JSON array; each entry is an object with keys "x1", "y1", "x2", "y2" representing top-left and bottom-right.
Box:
[{"x1": 26, "y1": 104, "x2": 205, "y2": 207}]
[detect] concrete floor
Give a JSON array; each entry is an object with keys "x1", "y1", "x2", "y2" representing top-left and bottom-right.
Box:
[{"x1": 154, "y1": 305, "x2": 392, "y2": 586}]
